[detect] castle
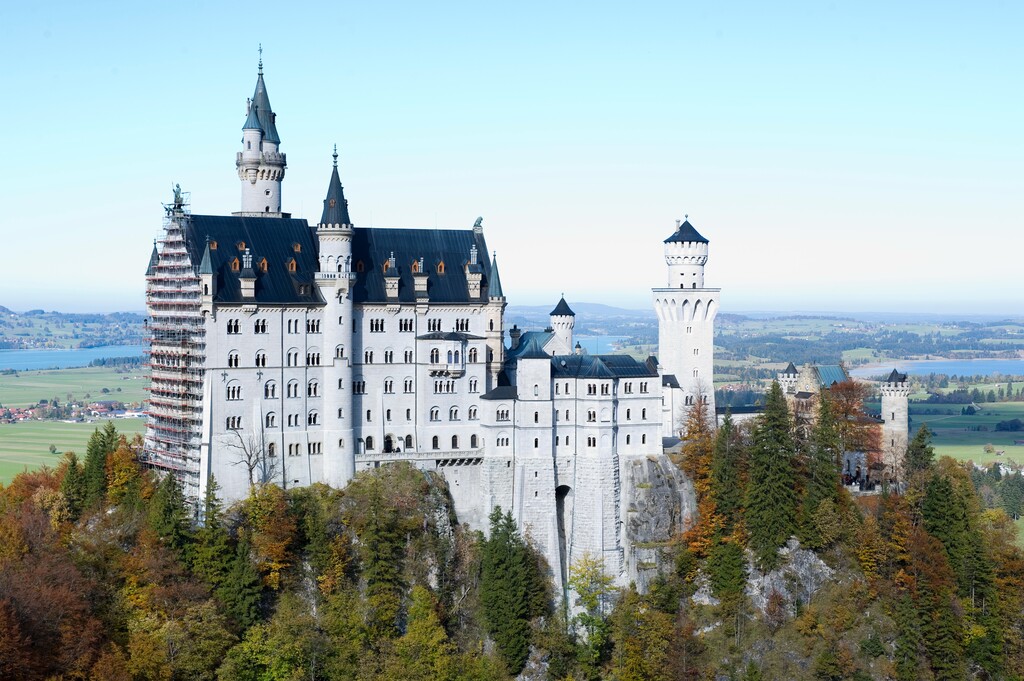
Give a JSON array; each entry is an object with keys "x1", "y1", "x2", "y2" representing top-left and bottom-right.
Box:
[{"x1": 143, "y1": 60, "x2": 717, "y2": 589}]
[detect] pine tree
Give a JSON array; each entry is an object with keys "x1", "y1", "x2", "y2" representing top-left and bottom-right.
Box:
[
  {"x1": 58, "y1": 452, "x2": 86, "y2": 522},
  {"x1": 892, "y1": 593, "x2": 922, "y2": 681},
  {"x1": 216, "y1": 537, "x2": 263, "y2": 631},
  {"x1": 745, "y1": 381, "x2": 798, "y2": 570},
  {"x1": 906, "y1": 425, "x2": 935, "y2": 476},
  {"x1": 359, "y1": 480, "x2": 404, "y2": 639},
  {"x1": 710, "y1": 413, "x2": 744, "y2": 537},
  {"x1": 192, "y1": 476, "x2": 231, "y2": 588},
  {"x1": 148, "y1": 472, "x2": 191, "y2": 555},
  {"x1": 82, "y1": 422, "x2": 117, "y2": 508},
  {"x1": 799, "y1": 397, "x2": 841, "y2": 547},
  {"x1": 480, "y1": 507, "x2": 531, "y2": 675}
]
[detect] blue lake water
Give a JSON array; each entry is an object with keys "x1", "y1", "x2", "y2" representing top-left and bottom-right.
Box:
[
  {"x1": 851, "y1": 358, "x2": 1024, "y2": 379},
  {"x1": 0, "y1": 345, "x2": 146, "y2": 371},
  {"x1": 575, "y1": 336, "x2": 631, "y2": 354}
]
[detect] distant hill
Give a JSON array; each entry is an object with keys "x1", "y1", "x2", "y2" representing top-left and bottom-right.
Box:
[{"x1": 507, "y1": 302, "x2": 653, "y2": 319}]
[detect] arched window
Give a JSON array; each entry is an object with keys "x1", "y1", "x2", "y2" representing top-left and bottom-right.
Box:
[
  {"x1": 432, "y1": 436, "x2": 439, "y2": 450},
  {"x1": 227, "y1": 352, "x2": 239, "y2": 368},
  {"x1": 411, "y1": 260, "x2": 419, "y2": 273},
  {"x1": 268, "y1": 442, "x2": 276, "y2": 457},
  {"x1": 266, "y1": 413, "x2": 277, "y2": 428},
  {"x1": 430, "y1": 349, "x2": 440, "y2": 364},
  {"x1": 447, "y1": 350, "x2": 453, "y2": 363},
  {"x1": 336, "y1": 345, "x2": 344, "y2": 358},
  {"x1": 405, "y1": 435, "x2": 413, "y2": 449},
  {"x1": 226, "y1": 383, "x2": 242, "y2": 400},
  {"x1": 452, "y1": 435, "x2": 459, "y2": 449},
  {"x1": 642, "y1": 434, "x2": 647, "y2": 444},
  {"x1": 258, "y1": 258, "x2": 268, "y2": 273},
  {"x1": 626, "y1": 434, "x2": 631, "y2": 445},
  {"x1": 469, "y1": 348, "x2": 478, "y2": 363},
  {"x1": 449, "y1": 407, "x2": 459, "y2": 421},
  {"x1": 437, "y1": 261, "x2": 445, "y2": 274},
  {"x1": 287, "y1": 259, "x2": 297, "y2": 273},
  {"x1": 534, "y1": 438, "x2": 539, "y2": 448},
  {"x1": 641, "y1": 408, "x2": 647, "y2": 420},
  {"x1": 307, "y1": 380, "x2": 319, "y2": 397},
  {"x1": 471, "y1": 434, "x2": 478, "y2": 448},
  {"x1": 255, "y1": 351, "x2": 267, "y2": 367},
  {"x1": 365, "y1": 436, "x2": 374, "y2": 451},
  {"x1": 307, "y1": 410, "x2": 319, "y2": 425},
  {"x1": 287, "y1": 380, "x2": 299, "y2": 398},
  {"x1": 469, "y1": 406, "x2": 478, "y2": 420},
  {"x1": 356, "y1": 260, "x2": 365, "y2": 273},
  {"x1": 430, "y1": 407, "x2": 440, "y2": 421},
  {"x1": 230, "y1": 258, "x2": 240, "y2": 272},
  {"x1": 264, "y1": 381, "x2": 277, "y2": 398}
]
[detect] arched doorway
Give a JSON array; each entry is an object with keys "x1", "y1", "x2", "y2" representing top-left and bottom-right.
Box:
[{"x1": 384, "y1": 435, "x2": 395, "y2": 453}]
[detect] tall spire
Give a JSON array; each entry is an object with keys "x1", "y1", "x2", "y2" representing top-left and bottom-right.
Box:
[
  {"x1": 250, "y1": 53, "x2": 279, "y2": 144},
  {"x1": 488, "y1": 253, "x2": 504, "y2": 298},
  {"x1": 319, "y1": 147, "x2": 351, "y2": 226}
]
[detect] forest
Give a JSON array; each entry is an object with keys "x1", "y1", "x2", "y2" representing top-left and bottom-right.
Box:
[{"x1": 2, "y1": 384, "x2": 1024, "y2": 680}]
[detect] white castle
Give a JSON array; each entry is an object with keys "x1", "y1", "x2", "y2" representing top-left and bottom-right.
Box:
[{"x1": 143, "y1": 60, "x2": 717, "y2": 589}]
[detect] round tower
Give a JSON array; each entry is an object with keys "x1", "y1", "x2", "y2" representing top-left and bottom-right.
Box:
[
  {"x1": 235, "y1": 57, "x2": 287, "y2": 217},
  {"x1": 652, "y1": 217, "x2": 720, "y2": 434},
  {"x1": 880, "y1": 369, "x2": 911, "y2": 483},
  {"x1": 549, "y1": 296, "x2": 575, "y2": 354},
  {"x1": 317, "y1": 148, "x2": 356, "y2": 488}
]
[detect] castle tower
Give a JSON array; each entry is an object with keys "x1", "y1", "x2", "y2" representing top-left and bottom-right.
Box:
[
  {"x1": 235, "y1": 55, "x2": 287, "y2": 217},
  {"x1": 652, "y1": 218, "x2": 720, "y2": 435},
  {"x1": 485, "y1": 253, "x2": 507, "y2": 387},
  {"x1": 316, "y1": 147, "x2": 356, "y2": 487},
  {"x1": 549, "y1": 297, "x2": 575, "y2": 354},
  {"x1": 880, "y1": 369, "x2": 911, "y2": 483}
]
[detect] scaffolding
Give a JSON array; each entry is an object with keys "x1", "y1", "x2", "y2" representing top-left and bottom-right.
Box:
[{"x1": 141, "y1": 192, "x2": 206, "y2": 498}]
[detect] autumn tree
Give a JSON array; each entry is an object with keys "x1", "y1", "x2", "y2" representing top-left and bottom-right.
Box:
[
  {"x1": 745, "y1": 381, "x2": 798, "y2": 570},
  {"x1": 609, "y1": 587, "x2": 674, "y2": 681},
  {"x1": 680, "y1": 396, "x2": 719, "y2": 557}
]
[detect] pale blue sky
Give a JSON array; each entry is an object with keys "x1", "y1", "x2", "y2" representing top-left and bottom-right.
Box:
[{"x1": 1, "y1": 1, "x2": 1020, "y2": 314}]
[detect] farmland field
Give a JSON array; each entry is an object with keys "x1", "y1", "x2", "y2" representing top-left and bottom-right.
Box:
[
  {"x1": 0, "y1": 418, "x2": 147, "y2": 485},
  {"x1": 916, "y1": 402, "x2": 1024, "y2": 466},
  {"x1": 0, "y1": 366, "x2": 149, "y2": 407}
]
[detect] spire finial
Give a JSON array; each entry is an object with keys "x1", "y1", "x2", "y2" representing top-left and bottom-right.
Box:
[
  {"x1": 332, "y1": 144, "x2": 338, "y2": 168},
  {"x1": 258, "y1": 44, "x2": 263, "y2": 74}
]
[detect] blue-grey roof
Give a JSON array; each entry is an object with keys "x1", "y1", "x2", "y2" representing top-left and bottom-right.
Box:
[
  {"x1": 480, "y1": 385, "x2": 517, "y2": 400},
  {"x1": 551, "y1": 354, "x2": 658, "y2": 379},
  {"x1": 319, "y1": 160, "x2": 351, "y2": 226},
  {"x1": 184, "y1": 215, "x2": 323, "y2": 305},
  {"x1": 198, "y1": 240, "x2": 213, "y2": 275},
  {"x1": 664, "y1": 219, "x2": 708, "y2": 244},
  {"x1": 350, "y1": 227, "x2": 497, "y2": 304},
  {"x1": 250, "y1": 69, "x2": 280, "y2": 144},
  {"x1": 550, "y1": 297, "x2": 575, "y2": 317},
  {"x1": 146, "y1": 242, "x2": 159, "y2": 276},
  {"x1": 517, "y1": 335, "x2": 552, "y2": 360},
  {"x1": 243, "y1": 103, "x2": 262, "y2": 131},
  {"x1": 886, "y1": 369, "x2": 907, "y2": 383},
  {"x1": 783, "y1": 362, "x2": 798, "y2": 375},
  {"x1": 489, "y1": 254, "x2": 504, "y2": 298},
  {"x1": 662, "y1": 374, "x2": 680, "y2": 389},
  {"x1": 416, "y1": 331, "x2": 484, "y2": 341},
  {"x1": 815, "y1": 365, "x2": 849, "y2": 388},
  {"x1": 506, "y1": 332, "x2": 554, "y2": 361}
]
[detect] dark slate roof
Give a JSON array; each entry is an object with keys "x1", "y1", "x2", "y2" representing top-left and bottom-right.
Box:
[
  {"x1": 319, "y1": 157, "x2": 351, "y2": 226},
  {"x1": 506, "y1": 332, "x2": 554, "y2": 361},
  {"x1": 416, "y1": 331, "x2": 484, "y2": 341},
  {"x1": 783, "y1": 362, "x2": 798, "y2": 375},
  {"x1": 489, "y1": 254, "x2": 504, "y2": 298},
  {"x1": 550, "y1": 297, "x2": 575, "y2": 317},
  {"x1": 184, "y1": 215, "x2": 323, "y2": 305},
  {"x1": 886, "y1": 369, "x2": 908, "y2": 383},
  {"x1": 250, "y1": 69, "x2": 280, "y2": 144},
  {"x1": 350, "y1": 227, "x2": 495, "y2": 304},
  {"x1": 551, "y1": 354, "x2": 658, "y2": 379},
  {"x1": 795, "y1": 391, "x2": 816, "y2": 400},
  {"x1": 146, "y1": 242, "x2": 159, "y2": 276},
  {"x1": 815, "y1": 365, "x2": 849, "y2": 388},
  {"x1": 243, "y1": 103, "x2": 262, "y2": 131},
  {"x1": 517, "y1": 335, "x2": 552, "y2": 360},
  {"x1": 664, "y1": 219, "x2": 709, "y2": 244},
  {"x1": 198, "y1": 241, "x2": 213, "y2": 275},
  {"x1": 480, "y1": 385, "x2": 517, "y2": 401},
  {"x1": 662, "y1": 374, "x2": 680, "y2": 389}
]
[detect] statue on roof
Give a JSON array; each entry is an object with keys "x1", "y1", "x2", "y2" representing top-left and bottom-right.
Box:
[{"x1": 473, "y1": 216, "x2": 483, "y2": 228}]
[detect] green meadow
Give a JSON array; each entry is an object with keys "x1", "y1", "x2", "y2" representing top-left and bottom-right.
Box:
[
  {"x1": 915, "y1": 402, "x2": 1024, "y2": 467},
  {"x1": 0, "y1": 366, "x2": 149, "y2": 408},
  {"x1": 0, "y1": 418, "x2": 147, "y2": 485}
]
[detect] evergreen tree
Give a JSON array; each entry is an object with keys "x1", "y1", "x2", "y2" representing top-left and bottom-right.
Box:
[
  {"x1": 148, "y1": 472, "x2": 192, "y2": 555},
  {"x1": 359, "y1": 480, "x2": 404, "y2": 640},
  {"x1": 192, "y1": 476, "x2": 231, "y2": 588},
  {"x1": 480, "y1": 507, "x2": 532, "y2": 675},
  {"x1": 745, "y1": 381, "x2": 798, "y2": 570},
  {"x1": 709, "y1": 413, "x2": 744, "y2": 537},
  {"x1": 82, "y1": 422, "x2": 117, "y2": 508},
  {"x1": 906, "y1": 425, "x2": 935, "y2": 476},
  {"x1": 999, "y1": 472, "x2": 1024, "y2": 519},
  {"x1": 58, "y1": 452, "x2": 86, "y2": 522},
  {"x1": 216, "y1": 537, "x2": 263, "y2": 631},
  {"x1": 800, "y1": 396, "x2": 841, "y2": 547}
]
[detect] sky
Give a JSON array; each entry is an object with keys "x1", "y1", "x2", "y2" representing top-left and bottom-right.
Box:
[{"x1": 0, "y1": 1, "x2": 1021, "y2": 315}]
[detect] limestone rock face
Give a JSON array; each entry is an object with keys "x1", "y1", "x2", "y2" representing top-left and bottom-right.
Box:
[
  {"x1": 623, "y1": 453, "x2": 698, "y2": 589},
  {"x1": 745, "y1": 538, "x2": 834, "y2": 615}
]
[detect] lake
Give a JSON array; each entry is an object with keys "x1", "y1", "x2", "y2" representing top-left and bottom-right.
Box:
[
  {"x1": 575, "y1": 336, "x2": 632, "y2": 354},
  {"x1": 0, "y1": 345, "x2": 146, "y2": 371},
  {"x1": 851, "y1": 358, "x2": 1024, "y2": 379}
]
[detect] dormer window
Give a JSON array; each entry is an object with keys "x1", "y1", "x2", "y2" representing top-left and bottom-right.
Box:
[
  {"x1": 356, "y1": 260, "x2": 365, "y2": 273},
  {"x1": 230, "y1": 258, "x2": 240, "y2": 272},
  {"x1": 292, "y1": 243, "x2": 301, "y2": 253},
  {"x1": 410, "y1": 260, "x2": 419, "y2": 273},
  {"x1": 258, "y1": 258, "x2": 268, "y2": 273},
  {"x1": 209, "y1": 240, "x2": 217, "y2": 250},
  {"x1": 287, "y1": 259, "x2": 297, "y2": 273},
  {"x1": 237, "y1": 241, "x2": 246, "y2": 251},
  {"x1": 437, "y1": 261, "x2": 445, "y2": 274}
]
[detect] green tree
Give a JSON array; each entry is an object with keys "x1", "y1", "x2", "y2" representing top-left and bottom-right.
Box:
[
  {"x1": 192, "y1": 476, "x2": 231, "y2": 588},
  {"x1": 609, "y1": 587, "x2": 673, "y2": 681},
  {"x1": 58, "y1": 451, "x2": 86, "y2": 522},
  {"x1": 382, "y1": 585, "x2": 456, "y2": 681},
  {"x1": 216, "y1": 537, "x2": 263, "y2": 631},
  {"x1": 709, "y1": 413, "x2": 744, "y2": 537},
  {"x1": 148, "y1": 471, "x2": 192, "y2": 555},
  {"x1": 800, "y1": 396, "x2": 841, "y2": 548},
  {"x1": 745, "y1": 381, "x2": 798, "y2": 570},
  {"x1": 82, "y1": 421, "x2": 118, "y2": 508},
  {"x1": 905, "y1": 425, "x2": 935, "y2": 476},
  {"x1": 569, "y1": 552, "x2": 615, "y2": 676},
  {"x1": 357, "y1": 480, "x2": 404, "y2": 640},
  {"x1": 480, "y1": 507, "x2": 532, "y2": 675}
]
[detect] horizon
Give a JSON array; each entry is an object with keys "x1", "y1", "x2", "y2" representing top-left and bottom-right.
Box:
[{"x1": 2, "y1": 2, "x2": 1021, "y2": 315}]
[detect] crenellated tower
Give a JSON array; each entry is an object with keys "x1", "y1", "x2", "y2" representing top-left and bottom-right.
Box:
[
  {"x1": 652, "y1": 218, "x2": 720, "y2": 435},
  {"x1": 235, "y1": 55, "x2": 287, "y2": 217},
  {"x1": 880, "y1": 369, "x2": 911, "y2": 484},
  {"x1": 549, "y1": 297, "x2": 575, "y2": 354},
  {"x1": 317, "y1": 147, "x2": 356, "y2": 487}
]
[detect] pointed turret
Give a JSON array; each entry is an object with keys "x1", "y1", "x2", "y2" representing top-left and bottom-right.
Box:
[
  {"x1": 319, "y1": 146, "x2": 351, "y2": 227},
  {"x1": 550, "y1": 296, "x2": 575, "y2": 317},
  {"x1": 146, "y1": 241, "x2": 159, "y2": 276},
  {"x1": 235, "y1": 52, "x2": 286, "y2": 217},
  {"x1": 549, "y1": 295, "x2": 575, "y2": 352},
  {"x1": 242, "y1": 102, "x2": 262, "y2": 132},
  {"x1": 250, "y1": 59, "x2": 280, "y2": 144},
  {"x1": 198, "y1": 238, "x2": 213, "y2": 275},
  {"x1": 488, "y1": 253, "x2": 504, "y2": 299}
]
